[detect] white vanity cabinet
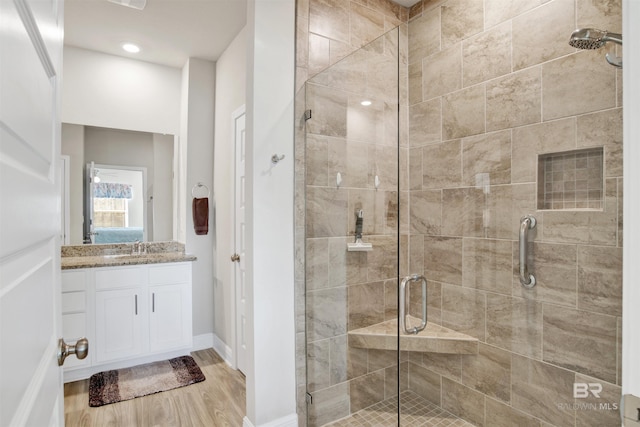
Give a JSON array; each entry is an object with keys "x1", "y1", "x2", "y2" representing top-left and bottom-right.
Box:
[{"x1": 61, "y1": 262, "x2": 192, "y2": 382}]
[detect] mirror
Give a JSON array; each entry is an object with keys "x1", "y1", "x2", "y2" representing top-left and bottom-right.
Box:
[{"x1": 62, "y1": 124, "x2": 176, "y2": 244}]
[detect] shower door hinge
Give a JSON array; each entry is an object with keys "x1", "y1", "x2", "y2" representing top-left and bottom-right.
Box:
[
  {"x1": 306, "y1": 392, "x2": 313, "y2": 404},
  {"x1": 304, "y1": 109, "x2": 312, "y2": 121}
]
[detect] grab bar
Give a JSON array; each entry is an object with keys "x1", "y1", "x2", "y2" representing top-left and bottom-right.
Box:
[
  {"x1": 400, "y1": 274, "x2": 427, "y2": 334},
  {"x1": 519, "y1": 215, "x2": 537, "y2": 288}
]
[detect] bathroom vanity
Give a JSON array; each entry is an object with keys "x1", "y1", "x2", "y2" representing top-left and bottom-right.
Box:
[{"x1": 60, "y1": 243, "x2": 196, "y2": 382}]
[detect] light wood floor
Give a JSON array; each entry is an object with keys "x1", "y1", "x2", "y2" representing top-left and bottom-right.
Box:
[{"x1": 64, "y1": 349, "x2": 246, "y2": 427}]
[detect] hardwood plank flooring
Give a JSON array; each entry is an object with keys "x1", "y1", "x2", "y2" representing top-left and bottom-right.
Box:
[{"x1": 64, "y1": 349, "x2": 246, "y2": 427}]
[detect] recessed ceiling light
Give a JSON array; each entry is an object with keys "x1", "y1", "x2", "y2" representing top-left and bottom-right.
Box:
[
  {"x1": 122, "y1": 43, "x2": 140, "y2": 53},
  {"x1": 360, "y1": 100, "x2": 372, "y2": 106}
]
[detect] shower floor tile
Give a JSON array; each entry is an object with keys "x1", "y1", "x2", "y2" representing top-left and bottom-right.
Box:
[{"x1": 325, "y1": 390, "x2": 475, "y2": 426}]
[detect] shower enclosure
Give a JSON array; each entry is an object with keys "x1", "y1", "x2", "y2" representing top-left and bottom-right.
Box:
[{"x1": 300, "y1": 2, "x2": 623, "y2": 426}]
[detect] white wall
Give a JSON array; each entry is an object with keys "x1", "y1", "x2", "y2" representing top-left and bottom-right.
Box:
[
  {"x1": 622, "y1": 0, "x2": 640, "y2": 396},
  {"x1": 244, "y1": 0, "x2": 297, "y2": 425},
  {"x1": 181, "y1": 58, "x2": 216, "y2": 337},
  {"x1": 213, "y1": 27, "x2": 247, "y2": 350},
  {"x1": 62, "y1": 46, "x2": 181, "y2": 135}
]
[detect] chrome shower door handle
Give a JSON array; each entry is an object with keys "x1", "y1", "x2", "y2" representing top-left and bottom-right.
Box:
[
  {"x1": 519, "y1": 215, "x2": 537, "y2": 288},
  {"x1": 400, "y1": 274, "x2": 428, "y2": 335}
]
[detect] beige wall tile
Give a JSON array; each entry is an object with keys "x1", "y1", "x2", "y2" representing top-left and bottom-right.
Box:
[
  {"x1": 577, "y1": 108, "x2": 623, "y2": 178},
  {"x1": 367, "y1": 235, "x2": 398, "y2": 281},
  {"x1": 511, "y1": 354, "x2": 576, "y2": 426},
  {"x1": 308, "y1": 382, "x2": 350, "y2": 426},
  {"x1": 329, "y1": 237, "x2": 368, "y2": 286},
  {"x1": 409, "y1": 0, "x2": 422, "y2": 20},
  {"x1": 347, "y1": 344, "x2": 368, "y2": 379},
  {"x1": 297, "y1": 14, "x2": 309, "y2": 68},
  {"x1": 347, "y1": 96, "x2": 387, "y2": 144},
  {"x1": 329, "y1": 39, "x2": 352, "y2": 65},
  {"x1": 618, "y1": 178, "x2": 623, "y2": 247},
  {"x1": 576, "y1": 0, "x2": 622, "y2": 34},
  {"x1": 384, "y1": 362, "x2": 409, "y2": 399},
  {"x1": 542, "y1": 50, "x2": 616, "y2": 121},
  {"x1": 486, "y1": 294, "x2": 542, "y2": 360},
  {"x1": 306, "y1": 238, "x2": 329, "y2": 291},
  {"x1": 484, "y1": 0, "x2": 540, "y2": 29},
  {"x1": 463, "y1": 21, "x2": 511, "y2": 87},
  {"x1": 328, "y1": 141, "x2": 372, "y2": 189},
  {"x1": 441, "y1": 377, "x2": 486, "y2": 426},
  {"x1": 350, "y1": 2, "x2": 385, "y2": 48},
  {"x1": 306, "y1": 83, "x2": 348, "y2": 138},
  {"x1": 511, "y1": 118, "x2": 577, "y2": 184},
  {"x1": 463, "y1": 238, "x2": 512, "y2": 295},
  {"x1": 306, "y1": 187, "x2": 348, "y2": 238},
  {"x1": 442, "y1": 85, "x2": 485, "y2": 140},
  {"x1": 578, "y1": 245, "x2": 622, "y2": 316},
  {"x1": 462, "y1": 343, "x2": 511, "y2": 403},
  {"x1": 512, "y1": 0, "x2": 575, "y2": 71},
  {"x1": 348, "y1": 281, "x2": 385, "y2": 330},
  {"x1": 441, "y1": 187, "x2": 485, "y2": 238},
  {"x1": 427, "y1": 280, "x2": 442, "y2": 324},
  {"x1": 486, "y1": 67, "x2": 542, "y2": 131},
  {"x1": 423, "y1": 140, "x2": 462, "y2": 188},
  {"x1": 330, "y1": 335, "x2": 348, "y2": 385},
  {"x1": 307, "y1": 287, "x2": 347, "y2": 341},
  {"x1": 543, "y1": 305, "x2": 617, "y2": 383},
  {"x1": 421, "y1": 353, "x2": 462, "y2": 381},
  {"x1": 617, "y1": 316, "x2": 622, "y2": 385},
  {"x1": 365, "y1": 52, "x2": 398, "y2": 102},
  {"x1": 409, "y1": 147, "x2": 423, "y2": 190},
  {"x1": 485, "y1": 397, "x2": 542, "y2": 427},
  {"x1": 542, "y1": 179, "x2": 618, "y2": 246},
  {"x1": 308, "y1": 339, "x2": 331, "y2": 391},
  {"x1": 319, "y1": 49, "x2": 368, "y2": 94},
  {"x1": 408, "y1": 362, "x2": 441, "y2": 405},
  {"x1": 349, "y1": 370, "x2": 386, "y2": 412},
  {"x1": 410, "y1": 98, "x2": 441, "y2": 146},
  {"x1": 371, "y1": 145, "x2": 399, "y2": 190},
  {"x1": 306, "y1": 134, "x2": 329, "y2": 186},
  {"x1": 384, "y1": 278, "x2": 398, "y2": 320},
  {"x1": 309, "y1": 33, "x2": 331, "y2": 76},
  {"x1": 408, "y1": 60, "x2": 423, "y2": 105},
  {"x1": 425, "y1": 237, "x2": 463, "y2": 285},
  {"x1": 309, "y1": 0, "x2": 350, "y2": 44},
  {"x1": 574, "y1": 374, "x2": 621, "y2": 427},
  {"x1": 462, "y1": 130, "x2": 511, "y2": 186},
  {"x1": 408, "y1": 6, "x2": 440, "y2": 63},
  {"x1": 410, "y1": 190, "x2": 442, "y2": 235},
  {"x1": 512, "y1": 242, "x2": 577, "y2": 308},
  {"x1": 441, "y1": 0, "x2": 483, "y2": 48},
  {"x1": 486, "y1": 183, "x2": 537, "y2": 240},
  {"x1": 422, "y1": 43, "x2": 462, "y2": 100},
  {"x1": 442, "y1": 285, "x2": 486, "y2": 340}
]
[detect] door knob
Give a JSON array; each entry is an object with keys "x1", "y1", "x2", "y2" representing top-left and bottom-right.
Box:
[
  {"x1": 57, "y1": 337, "x2": 89, "y2": 366},
  {"x1": 231, "y1": 254, "x2": 240, "y2": 262}
]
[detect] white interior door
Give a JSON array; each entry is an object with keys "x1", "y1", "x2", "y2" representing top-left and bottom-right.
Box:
[
  {"x1": 0, "y1": 0, "x2": 65, "y2": 425},
  {"x1": 233, "y1": 106, "x2": 248, "y2": 374}
]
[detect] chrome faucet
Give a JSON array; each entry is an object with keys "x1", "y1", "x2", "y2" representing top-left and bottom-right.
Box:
[{"x1": 131, "y1": 240, "x2": 140, "y2": 255}]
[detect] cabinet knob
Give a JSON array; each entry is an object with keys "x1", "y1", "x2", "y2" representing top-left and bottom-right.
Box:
[
  {"x1": 57, "y1": 337, "x2": 89, "y2": 366},
  {"x1": 231, "y1": 254, "x2": 240, "y2": 262}
]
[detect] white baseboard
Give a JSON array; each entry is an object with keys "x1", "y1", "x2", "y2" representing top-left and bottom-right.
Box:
[
  {"x1": 192, "y1": 333, "x2": 214, "y2": 352},
  {"x1": 243, "y1": 413, "x2": 298, "y2": 427},
  {"x1": 212, "y1": 333, "x2": 234, "y2": 367}
]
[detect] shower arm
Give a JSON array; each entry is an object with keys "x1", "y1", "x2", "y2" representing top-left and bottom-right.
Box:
[{"x1": 602, "y1": 32, "x2": 623, "y2": 45}]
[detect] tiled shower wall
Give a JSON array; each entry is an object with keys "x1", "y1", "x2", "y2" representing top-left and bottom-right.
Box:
[
  {"x1": 296, "y1": 0, "x2": 623, "y2": 426},
  {"x1": 405, "y1": 0, "x2": 622, "y2": 426}
]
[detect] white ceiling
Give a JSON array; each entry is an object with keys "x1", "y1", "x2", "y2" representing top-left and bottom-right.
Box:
[{"x1": 64, "y1": 0, "x2": 248, "y2": 68}]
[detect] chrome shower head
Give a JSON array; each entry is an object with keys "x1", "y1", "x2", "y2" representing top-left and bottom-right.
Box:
[{"x1": 569, "y1": 28, "x2": 623, "y2": 50}]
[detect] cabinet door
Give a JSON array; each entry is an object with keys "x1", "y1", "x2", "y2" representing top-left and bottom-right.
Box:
[
  {"x1": 95, "y1": 288, "x2": 144, "y2": 362},
  {"x1": 149, "y1": 283, "x2": 192, "y2": 353}
]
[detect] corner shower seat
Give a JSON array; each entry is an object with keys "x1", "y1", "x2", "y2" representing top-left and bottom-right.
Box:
[{"x1": 348, "y1": 316, "x2": 478, "y2": 354}]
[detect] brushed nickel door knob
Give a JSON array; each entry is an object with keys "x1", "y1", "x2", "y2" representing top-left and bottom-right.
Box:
[
  {"x1": 231, "y1": 254, "x2": 240, "y2": 262},
  {"x1": 57, "y1": 337, "x2": 89, "y2": 366}
]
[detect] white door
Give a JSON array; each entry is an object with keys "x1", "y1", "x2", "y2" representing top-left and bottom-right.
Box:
[
  {"x1": 233, "y1": 106, "x2": 248, "y2": 374},
  {"x1": 0, "y1": 0, "x2": 65, "y2": 425}
]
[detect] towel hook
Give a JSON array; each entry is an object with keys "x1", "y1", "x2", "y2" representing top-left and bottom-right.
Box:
[
  {"x1": 191, "y1": 182, "x2": 210, "y2": 198},
  {"x1": 271, "y1": 154, "x2": 285, "y2": 164}
]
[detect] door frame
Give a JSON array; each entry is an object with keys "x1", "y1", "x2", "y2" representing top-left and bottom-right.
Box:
[{"x1": 231, "y1": 105, "x2": 247, "y2": 374}]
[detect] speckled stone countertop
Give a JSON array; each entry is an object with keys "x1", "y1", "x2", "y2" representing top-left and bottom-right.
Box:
[{"x1": 61, "y1": 241, "x2": 196, "y2": 270}]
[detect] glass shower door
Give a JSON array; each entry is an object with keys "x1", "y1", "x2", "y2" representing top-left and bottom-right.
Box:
[{"x1": 303, "y1": 28, "x2": 401, "y2": 427}]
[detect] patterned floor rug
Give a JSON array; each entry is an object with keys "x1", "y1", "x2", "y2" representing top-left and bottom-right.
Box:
[{"x1": 89, "y1": 355, "x2": 205, "y2": 407}]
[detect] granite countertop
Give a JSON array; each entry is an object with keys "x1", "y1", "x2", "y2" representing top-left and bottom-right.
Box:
[{"x1": 61, "y1": 242, "x2": 196, "y2": 270}]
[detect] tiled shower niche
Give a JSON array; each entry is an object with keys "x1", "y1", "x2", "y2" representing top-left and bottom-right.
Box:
[{"x1": 538, "y1": 147, "x2": 604, "y2": 210}]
